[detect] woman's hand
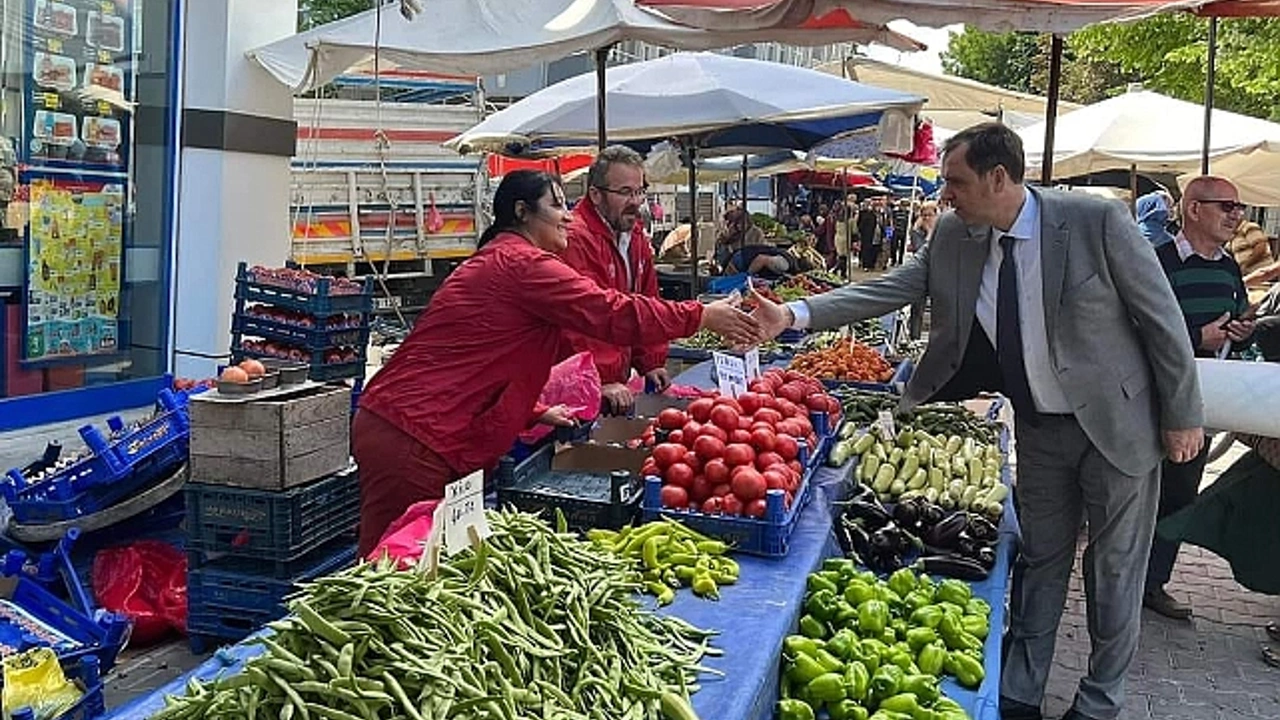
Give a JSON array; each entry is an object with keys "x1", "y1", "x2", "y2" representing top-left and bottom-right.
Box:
[
  {"x1": 699, "y1": 296, "x2": 763, "y2": 347},
  {"x1": 538, "y1": 404, "x2": 578, "y2": 427}
]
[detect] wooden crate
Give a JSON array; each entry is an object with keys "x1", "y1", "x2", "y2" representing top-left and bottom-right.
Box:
[{"x1": 189, "y1": 384, "x2": 351, "y2": 490}]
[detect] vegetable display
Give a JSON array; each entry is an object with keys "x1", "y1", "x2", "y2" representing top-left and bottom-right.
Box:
[
  {"x1": 154, "y1": 510, "x2": 718, "y2": 720},
  {"x1": 587, "y1": 519, "x2": 739, "y2": 604},
  {"x1": 849, "y1": 318, "x2": 888, "y2": 348},
  {"x1": 789, "y1": 344, "x2": 894, "y2": 384},
  {"x1": 778, "y1": 561, "x2": 990, "y2": 720}
]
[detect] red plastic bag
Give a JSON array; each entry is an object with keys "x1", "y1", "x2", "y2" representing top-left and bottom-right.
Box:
[
  {"x1": 92, "y1": 541, "x2": 187, "y2": 646},
  {"x1": 367, "y1": 500, "x2": 442, "y2": 569},
  {"x1": 426, "y1": 192, "x2": 445, "y2": 234},
  {"x1": 517, "y1": 352, "x2": 602, "y2": 445}
]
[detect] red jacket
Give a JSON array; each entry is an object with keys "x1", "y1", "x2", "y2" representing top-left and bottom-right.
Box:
[
  {"x1": 559, "y1": 197, "x2": 666, "y2": 384},
  {"x1": 358, "y1": 232, "x2": 703, "y2": 475}
]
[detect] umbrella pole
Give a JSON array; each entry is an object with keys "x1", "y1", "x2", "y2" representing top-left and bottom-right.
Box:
[
  {"x1": 1039, "y1": 35, "x2": 1064, "y2": 187},
  {"x1": 689, "y1": 145, "x2": 700, "y2": 297},
  {"x1": 1129, "y1": 164, "x2": 1139, "y2": 216},
  {"x1": 595, "y1": 46, "x2": 610, "y2": 151},
  {"x1": 1201, "y1": 17, "x2": 1218, "y2": 175}
]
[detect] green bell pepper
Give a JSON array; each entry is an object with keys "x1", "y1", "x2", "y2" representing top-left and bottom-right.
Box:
[
  {"x1": 856, "y1": 640, "x2": 882, "y2": 674},
  {"x1": 882, "y1": 627, "x2": 901, "y2": 646},
  {"x1": 937, "y1": 601, "x2": 967, "y2": 619},
  {"x1": 822, "y1": 557, "x2": 857, "y2": 578},
  {"x1": 776, "y1": 698, "x2": 817, "y2": 720},
  {"x1": 875, "y1": 584, "x2": 904, "y2": 609},
  {"x1": 891, "y1": 618, "x2": 909, "y2": 639},
  {"x1": 858, "y1": 599, "x2": 890, "y2": 635},
  {"x1": 902, "y1": 590, "x2": 934, "y2": 614},
  {"x1": 869, "y1": 664, "x2": 905, "y2": 703},
  {"x1": 947, "y1": 650, "x2": 986, "y2": 688},
  {"x1": 814, "y1": 649, "x2": 846, "y2": 673},
  {"x1": 787, "y1": 652, "x2": 828, "y2": 685},
  {"x1": 844, "y1": 579, "x2": 876, "y2": 606},
  {"x1": 887, "y1": 568, "x2": 918, "y2": 598},
  {"x1": 806, "y1": 672, "x2": 848, "y2": 703},
  {"x1": 906, "y1": 627, "x2": 938, "y2": 652},
  {"x1": 799, "y1": 614, "x2": 830, "y2": 640},
  {"x1": 878, "y1": 693, "x2": 920, "y2": 715},
  {"x1": 827, "y1": 629, "x2": 860, "y2": 661},
  {"x1": 961, "y1": 615, "x2": 989, "y2": 640},
  {"x1": 844, "y1": 659, "x2": 870, "y2": 701},
  {"x1": 910, "y1": 605, "x2": 945, "y2": 629},
  {"x1": 828, "y1": 699, "x2": 870, "y2": 720},
  {"x1": 806, "y1": 588, "x2": 841, "y2": 622},
  {"x1": 808, "y1": 573, "x2": 841, "y2": 595},
  {"x1": 916, "y1": 642, "x2": 948, "y2": 677},
  {"x1": 887, "y1": 648, "x2": 917, "y2": 672},
  {"x1": 933, "y1": 698, "x2": 964, "y2": 714},
  {"x1": 911, "y1": 708, "x2": 941, "y2": 720},
  {"x1": 965, "y1": 597, "x2": 991, "y2": 618},
  {"x1": 936, "y1": 579, "x2": 972, "y2": 606},
  {"x1": 901, "y1": 674, "x2": 941, "y2": 704},
  {"x1": 937, "y1": 713, "x2": 971, "y2": 720},
  {"x1": 868, "y1": 712, "x2": 914, "y2": 720},
  {"x1": 834, "y1": 600, "x2": 861, "y2": 628},
  {"x1": 784, "y1": 634, "x2": 824, "y2": 658}
]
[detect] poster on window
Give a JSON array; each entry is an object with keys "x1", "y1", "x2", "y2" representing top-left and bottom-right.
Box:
[
  {"x1": 23, "y1": 173, "x2": 123, "y2": 361},
  {"x1": 24, "y1": 0, "x2": 132, "y2": 170}
]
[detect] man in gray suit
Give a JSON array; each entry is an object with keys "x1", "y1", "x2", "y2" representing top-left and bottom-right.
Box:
[{"x1": 751, "y1": 123, "x2": 1204, "y2": 720}]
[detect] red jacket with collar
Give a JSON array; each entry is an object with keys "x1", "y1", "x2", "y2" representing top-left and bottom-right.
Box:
[
  {"x1": 357, "y1": 232, "x2": 702, "y2": 475},
  {"x1": 559, "y1": 196, "x2": 666, "y2": 384}
]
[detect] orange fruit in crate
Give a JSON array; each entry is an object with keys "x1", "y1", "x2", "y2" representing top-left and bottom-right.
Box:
[
  {"x1": 220, "y1": 366, "x2": 250, "y2": 383},
  {"x1": 239, "y1": 359, "x2": 267, "y2": 379}
]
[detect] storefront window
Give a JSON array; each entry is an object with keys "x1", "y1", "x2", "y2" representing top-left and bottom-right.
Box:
[{"x1": 0, "y1": 0, "x2": 178, "y2": 414}]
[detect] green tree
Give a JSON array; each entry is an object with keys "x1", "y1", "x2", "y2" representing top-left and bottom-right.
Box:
[
  {"x1": 298, "y1": 0, "x2": 374, "y2": 31},
  {"x1": 940, "y1": 29, "x2": 1043, "y2": 95}
]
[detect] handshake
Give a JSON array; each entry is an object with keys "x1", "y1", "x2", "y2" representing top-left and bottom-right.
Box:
[{"x1": 695, "y1": 287, "x2": 796, "y2": 349}]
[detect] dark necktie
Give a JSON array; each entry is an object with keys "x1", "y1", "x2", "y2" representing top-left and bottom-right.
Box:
[{"x1": 997, "y1": 235, "x2": 1037, "y2": 420}]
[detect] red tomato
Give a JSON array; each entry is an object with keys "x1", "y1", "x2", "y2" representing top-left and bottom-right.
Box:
[
  {"x1": 665, "y1": 462, "x2": 694, "y2": 488},
  {"x1": 700, "y1": 424, "x2": 729, "y2": 443},
  {"x1": 660, "y1": 484, "x2": 689, "y2": 509},
  {"x1": 690, "y1": 475, "x2": 713, "y2": 502},
  {"x1": 756, "y1": 451, "x2": 784, "y2": 471},
  {"x1": 763, "y1": 394, "x2": 781, "y2": 411},
  {"x1": 682, "y1": 421, "x2": 703, "y2": 441},
  {"x1": 826, "y1": 396, "x2": 842, "y2": 416},
  {"x1": 704, "y1": 458, "x2": 731, "y2": 485},
  {"x1": 701, "y1": 496, "x2": 725, "y2": 514},
  {"x1": 710, "y1": 484, "x2": 732, "y2": 498},
  {"x1": 730, "y1": 468, "x2": 767, "y2": 502},
  {"x1": 750, "y1": 428, "x2": 777, "y2": 453},
  {"x1": 787, "y1": 459, "x2": 804, "y2": 478},
  {"x1": 753, "y1": 408, "x2": 783, "y2": 426},
  {"x1": 713, "y1": 396, "x2": 743, "y2": 414},
  {"x1": 641, "y1": 459, "x2": 659, "y2": 478},
  {"x1": 683, "y1": 452, "x2": 703, "y2": 474},
  {"x1": 751, "y1": 422, "x2": 776, "y2": 435},
  {"x1": 745, "y1": 498, "x2": 768, "y2": 518},
  {"x1": 652, "y1": 443, "x2": 685, "y2": 470},
  {"x1": 687, "y1": 398, "x2": 715, "y2": 424},
  {"x1": 774, "y1": 434, "x2": 801, "y2": 461},
  {"x1": 729, "y1": 429, "x2": 753, "y2": 445},
  {"x1": 805, "y1": 395, "x2": 830, "y2": 412},
  {"x1": 783, "y1": 370, "x2": 807, "y2": 383},
  {"x1": 738, "y1": 416, "x2": 754, "y2": 431},
  {"x1": 762, "y1": 469, "x2": 789, "y2": 491},
  {"x1": 776, "y1": 419, "x2": 804, "y2": 438},
  {"x1": 778, "y1": 383, "x2": 807, "y2": 405},
  {"x1": 776, "y1": 398, "x2": 801, "y2": 418},
  {"x1": 723, "y1": 443, "x2": 756, "y2": 468},
  {"x1": 737, "y1": 392, "x2": 765, "y2": 415},
  {"x1": 747, "y1": 379, "x2": 772, "y2": 395},
  {"x1": 710, "y1": 404, "x2": 740, "y2": 432},
  {"x1": 794, "y1": 416, "x2": 814, "y2": 435},
  {"x1": 693, "y1": 435, "x2": 726, "y2": 462},
  {"x1": 721, "y1": 493, "x2": 744, "y2": 516},
  {"x1": 657, "y1": 408, "x2": 686, "y2": 430},
  {"x1": 667, "y1": 430, "x2": 684, "y2": 446}
]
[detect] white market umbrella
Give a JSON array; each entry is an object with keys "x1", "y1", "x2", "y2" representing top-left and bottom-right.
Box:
[
  {"x1": 1020, "y1": 89, "x2": 1280, "y2": 179},
  {"x1": 443, "y1": 52, "x2": 924, "y2": 156},
  {"x1": 1178, "y1": 151, "x2": 1280, "y2": 207}
]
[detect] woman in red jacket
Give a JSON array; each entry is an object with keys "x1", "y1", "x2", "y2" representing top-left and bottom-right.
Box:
[{"x1": 353, "y1": 170, "x2": 760, "y2": 554}]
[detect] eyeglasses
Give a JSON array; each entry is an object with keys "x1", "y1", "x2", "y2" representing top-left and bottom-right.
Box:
[
  {"x1": 1194, "y1": 198, "x2": 1247, "y2": 214},
  {"x1": 595, "y1": 185, "x2": 648, "y2": 199}
]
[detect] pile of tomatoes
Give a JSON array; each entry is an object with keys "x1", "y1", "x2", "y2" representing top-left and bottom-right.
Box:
[{"x1": 642, "y1": 369, "x2": 842, "y2": 518}]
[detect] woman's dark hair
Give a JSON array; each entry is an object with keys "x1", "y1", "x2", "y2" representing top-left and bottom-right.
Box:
[{"x1": 478, "y1": 169, "x2": 561, "y2": 248}]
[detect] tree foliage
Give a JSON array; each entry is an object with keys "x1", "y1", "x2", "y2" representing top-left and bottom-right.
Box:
[
  {"x1": 298, "y1": 0, "x2": 374, "y2": 31},
  {"x1": 941, "y1": 17, "x2": 1280, "y2": 121}
]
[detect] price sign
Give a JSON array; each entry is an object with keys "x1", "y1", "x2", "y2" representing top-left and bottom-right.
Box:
[
  {"x1": 442, "y1": 470, "x2": 490, "y2": 555},
  {"x1": 46, "y1": 39, "x2": 62, "y2": 53},
  {"x1": 98, "y1": 50, "x2": 112, "y2": 64},
  {"x1": 712, "y1": 351, "x2": 747, "y2": 398},
  {"x1": 877, "y1": 410, "x2": 897, "y2": 441},
  {"x1": 744, "y1": 348, "x2": 761, "y2": 381},
  {"x1": 42, "y1": 93, "x2": 60, "y2": 109}
]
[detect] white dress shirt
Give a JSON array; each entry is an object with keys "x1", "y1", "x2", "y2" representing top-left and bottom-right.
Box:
[
  {"x1": 617, "y1": 231, "x2": 634, "y2": 289},
  {"x1": 976, "y1": 189, "x2": 1072, "y2": 414}
]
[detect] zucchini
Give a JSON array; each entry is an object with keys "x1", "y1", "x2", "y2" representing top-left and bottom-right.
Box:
[
  {"x1": 873, "y1": 463, "x2": 897, "y2": 493},
  {"x1": 851, "y1": 432, "x2": 876, "y2": 455}
]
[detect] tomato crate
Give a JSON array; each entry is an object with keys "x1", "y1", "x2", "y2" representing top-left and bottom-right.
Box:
[
  {"x1": 185, "y1": 466, "x2": 359, "y2": 563},
  {"x1": 820, "y1": 358, "x2": 915, "y2": 395},
  {"x1": 2, "y1": 389, "x2": 192, "y2": 524},
  {"x1": 232, "y1": 312, "x2": 369, "y2": 350},
  {"x1": 495, "y1": 443, "x2": 644, "y2": 532},
  {"x1": 232, "y1": 346, "x2": 366, "y2": 383},
  {"x1": 234, "y1": 262, "x2": 373, "y2": 317}
]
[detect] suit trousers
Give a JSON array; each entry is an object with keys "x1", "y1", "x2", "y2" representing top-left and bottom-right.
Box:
[
  {"x1": 1001, "y1": 414, "x2": 1160, "y2": 720},
  {"x1": 1145, "y1": 441, "x2": 1209, "y2": 591}
]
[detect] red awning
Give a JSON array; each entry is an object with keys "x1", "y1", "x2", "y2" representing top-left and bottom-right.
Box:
[
  {"x1": 1194, "y1": 0, "x2": 1280, "y2": 15},
  {"x1": 486, "y1": 154, "x2": 595, "y2": 178}
]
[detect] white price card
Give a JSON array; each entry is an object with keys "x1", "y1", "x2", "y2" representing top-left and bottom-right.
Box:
[
  {"x1": 877, "y1": 410, "x2": 897, "y2": 441},
  {"x1": 744, "y1": 347, "x2": 761, "y2": 380},
  {"x1": 712, "y1": 351, "x2": 747, "y2": 398},
  {"x1": 442, "y1": 470, "x2": 490, "y2": 556}
]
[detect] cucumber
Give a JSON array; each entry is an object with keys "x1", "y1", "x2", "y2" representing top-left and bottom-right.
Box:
[
  {"x1": 929, "y1": 467, "x2": 947, "y2": 491},
  {"x1": 873, "y1": 463, "x2": 897, "y2": 493},
  {"x1": 889, "y1": 479, "x2": 907, "y2": 496},
  {"x1": 897, "y1": 429, "x2": 915, "y2": 448},
  {"x1": 889, "y1": 447, "x2": 904, "y2": 467},
  {"x1": 896, "y1": 455, "x2": 921, "y2": 483},
  {"x1": 945, "y1": 435, "x2": 963, "y2": 454},
  {"x1": 851, "y1": 433, "x2": 876, "y2": 455},
  {"x1": 861, "y1": 454, "x2": 882, "y2": 483},
  {"x1": 983, "y1": 483, "x2": 1010, "y2": 505},
  {"x1": 968, "y1": 458, "x2": 985, "y2": 486},
  {"x1": 960, "y1": 485, "x2": 980, "y2": 511},
  {"x1": 907, "y1": 468, "x2": 929, "y2": 491}
]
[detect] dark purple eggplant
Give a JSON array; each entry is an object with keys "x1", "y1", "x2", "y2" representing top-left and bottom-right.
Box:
[
  {"x1": 918, "y1": 502, "x2": 946, "y2": 527},
  {"x1": 975, "y1": 546, "x2": 996, "y2": 569},
  {"x1": 843, "y1": 519, "x2": 873, "y2": 560},
  {"x1": 924, "y1": 511, "x2": 968, "y2": 549},
  {"x1": 966, "y1": 514, "x2": 999, "y2": 543},
  {"x1": 892, "y1": 500, "x2": 922, "y2": 531},
  {"x1": 914, "y1": 554, "x2": 991, "y2": 581},
  {"x1": 842, "y1": 498, "x2": 891, "y2": 529}
]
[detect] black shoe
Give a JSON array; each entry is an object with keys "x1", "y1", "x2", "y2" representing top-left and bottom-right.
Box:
[
  {"x1": 1000, "y1": 696, "x2": 1043, "y2": 720},
  {"x1": 1143, "y1": 588, "x2": 1192, "y2": 620},
  {"x1": 1060, "y1": 706, "x2": 1099, "y2": 720}
]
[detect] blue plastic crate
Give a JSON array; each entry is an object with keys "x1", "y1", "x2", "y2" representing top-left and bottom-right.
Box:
[
  {"x1": 234, "y1": 262, "x2": 373, "y2": 317},
  {"x1": 495, "y1": 444, "x2": 643, "y2": 532},
  {"x1": 232, "y1": 346, "x2": 366, "y2": 383},
  {"x1": 232, "y1": 312, "x2": 369, "y2": 349},
  {"x1": 188, "y1": 540, "x2": 356, "y2": 626},
  {"x1": 3, "y1": 390, "x2": 191, "y2": 524},
  {"x1": 186, "y1": 467, "x2": 359, "y2": 564},
  {"x1": 0, "y1": 575, "x2": 128, "y2": 674}
]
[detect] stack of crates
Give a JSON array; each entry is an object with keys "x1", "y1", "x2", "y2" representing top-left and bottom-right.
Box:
[{"x1": 184, "y1": 383, "x2": 359, "y2": 652}]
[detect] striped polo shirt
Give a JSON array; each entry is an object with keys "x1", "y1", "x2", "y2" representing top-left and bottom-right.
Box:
[{"x1": 1155, "y1": 234, "x2": 1249, "y2": 357}]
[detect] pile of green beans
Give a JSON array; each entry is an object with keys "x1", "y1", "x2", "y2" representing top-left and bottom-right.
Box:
[{"x1": 155, "y1": 509, "x2": 720, "y2": 720}]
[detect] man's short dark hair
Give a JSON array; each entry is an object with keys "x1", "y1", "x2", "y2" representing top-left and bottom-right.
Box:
[
  {"x1": 587, "y1": 145, "x2": 645, "y2": 188},
  {"x1": 942, "y1": 122, "x2": 1026, "y2": 184}
]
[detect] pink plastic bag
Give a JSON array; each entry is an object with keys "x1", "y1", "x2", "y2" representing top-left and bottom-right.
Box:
[
  {"x1": 518, "y1": 352, "x2": 602, "y2": 444},
  {"x1": 92, "y1": 541, "x2": 187, "y2": 645},
  {"x1": 366, "y1": 500, "x2": 442, "y2": 569}
]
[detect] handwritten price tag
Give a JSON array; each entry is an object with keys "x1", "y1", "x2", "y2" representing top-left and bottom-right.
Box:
[
  {"x1": 877, "y1": 410, "x2": 897, "y2": 441},
  {"x1": 442, "y1": 470, "x2": 490, "y2": 556},
  {"x1": 712, "y1": 351, "x2": 747, "y2": 398},
  {"x1": 744, "y1": 347, "x2": 761, "y2": 380}
]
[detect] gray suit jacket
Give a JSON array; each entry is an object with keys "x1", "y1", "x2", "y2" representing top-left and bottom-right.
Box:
[{"x1": 805, "y1": 187, "x2": 1203, "y2": 476}]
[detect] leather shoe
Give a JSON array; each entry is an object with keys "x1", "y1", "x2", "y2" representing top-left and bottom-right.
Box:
[
  {"x1": 1143, "y1": 588, "x2": 1192, "y2": 620},
  {"x1": 1000, "y1": 696, "x2": 1043, "y2": 720}
]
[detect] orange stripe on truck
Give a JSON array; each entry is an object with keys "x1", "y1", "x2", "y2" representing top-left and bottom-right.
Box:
[{"x1": 297, "y1": 127, "x2": 457, "y2": 142}]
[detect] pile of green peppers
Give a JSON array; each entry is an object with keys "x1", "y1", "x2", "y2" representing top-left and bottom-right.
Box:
[{"x1": 775, "y1": 560, "x2": 991, "y2": 720}]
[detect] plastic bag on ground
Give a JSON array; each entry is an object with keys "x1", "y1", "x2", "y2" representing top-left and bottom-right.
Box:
[
  {"x1": 2, "y1": 647, "x2": 84, "y2": 719},
  {"x1": 91, "y1": 541, "x2": 187, "y2": 646},
  {"x1": 517, "y1": 352, "x2": 601, "y2": 445}
]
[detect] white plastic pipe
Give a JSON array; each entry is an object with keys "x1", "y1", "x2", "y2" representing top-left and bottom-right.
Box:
[{"x1": 1197, "y1": 359, "x2": 1280, "y2": 436}]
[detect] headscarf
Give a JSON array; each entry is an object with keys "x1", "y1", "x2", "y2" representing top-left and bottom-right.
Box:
[{"x1": 1136, "y1": 192, "x2": 1175, "y2": 248}]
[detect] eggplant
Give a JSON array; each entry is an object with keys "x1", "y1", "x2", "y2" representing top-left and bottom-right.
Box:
[
  {"x1": 924, "y1": 511, "x2": 968, "y2": 549},
  {"x1": 915, "y1": 554, "x2": 991, "y2": 582},
  {"x1": 849, "y1": 482, "x2": 876, "y2": 503},
  {"x1": 966, "y1": 515, "x2": 999, "y2": 544},
  {"x1": 871, "y1": 522, "x2": 921, "y2": 557},
  {"x1": 975, "y1": 546, "x2": 997, "y2": 569},
  {"x1": 842, "y1": 499, "x2": 891, "y2": 529},
  {"x1": 892, "y1": 500, "x2": 921, "y2": 531},
  {"x1": 918, "y1": 502, "x2": 946, "y2": 527},
  {"x1": 843, "y1": 520, "x2": 873, "y2": 560},
  {"x1": 955, "y1": 532, "x2": 982, "y2": 560},
  {"x1": 873, "y1": 549, "x2": 904, "y2": 573}
]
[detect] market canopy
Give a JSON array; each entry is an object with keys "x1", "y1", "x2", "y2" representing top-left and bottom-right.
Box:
[
  {"x1": 1019, "y1": 88, "x2": 1280, "y2": 179},
  {"x1": 246, "y1": 0, "x2": 924, "y2": 94},
  {"x1": 1178, "y1": 151, "x2": 1280, "y2": 207},
  {"x1": 443, "y1": 52, "x2": 924, "y2": 157}
]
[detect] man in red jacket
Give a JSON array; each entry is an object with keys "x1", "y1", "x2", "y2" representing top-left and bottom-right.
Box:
[{"x1": 561, "y1": 146, "x2": 669, "y2": 415}]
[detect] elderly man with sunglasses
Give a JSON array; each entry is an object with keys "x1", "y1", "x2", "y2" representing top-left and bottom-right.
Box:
[
  {"x1": 1143, "y1": 175, "x2": 1256, "y2": 620},
  {"x1": 559, "y1": 146, "x2": 669, "y2": 416}
]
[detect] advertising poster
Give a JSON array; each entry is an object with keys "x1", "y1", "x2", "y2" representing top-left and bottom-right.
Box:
[
  {"x1": 23, "y1": 173, "x2": 123, "y2": 361},
  {"x1": 24, "y1": 0, "x2": 132, "y2": 170}
]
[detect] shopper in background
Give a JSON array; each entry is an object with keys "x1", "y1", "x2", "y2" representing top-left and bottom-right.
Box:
[
  {"x1": 353, "y1": 170, "x2": 762, "y2": 555},
  {"x1": 856, "y1": 198, "x2": 882, "y2": 271},
  {"x1": 559, "y1": 146, "x2": 668, "y2": 416},
  {"x1": 906, "y1": 201, "x2": 939, "y2": 339},
  {"x1": 1136, "y1": 190, "x2": 1176, "y2": 248}
]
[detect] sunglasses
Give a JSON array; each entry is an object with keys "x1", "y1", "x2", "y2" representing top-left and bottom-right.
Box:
[{"x1": 1194, "y1": 198, "x2": 1247, "y2": 214}]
